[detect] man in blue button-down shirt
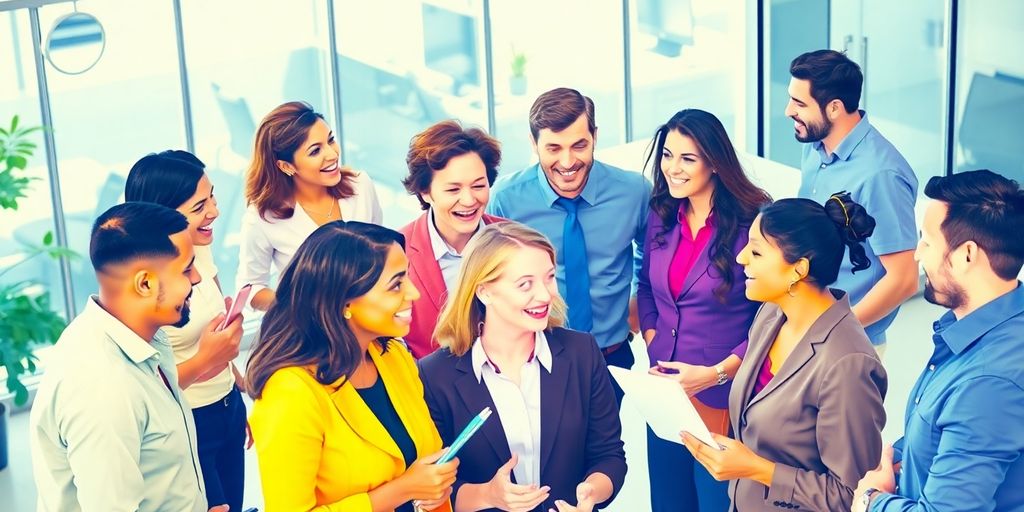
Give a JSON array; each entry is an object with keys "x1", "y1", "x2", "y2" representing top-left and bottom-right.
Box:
[
  {"x1": 786, "y1": 50, "x2": 920, "y2": 352},
  {"x1": 488, "y1": 87, "x2": 650, "y2": 405},
  {"x1": 853, "y1": 170, "x2": 1024, "y2": 512}
]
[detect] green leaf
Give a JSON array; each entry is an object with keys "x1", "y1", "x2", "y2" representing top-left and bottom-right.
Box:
[
  {"x1": 9, "y1": 114, "x2": 19, "y2": 133},
  {"x1": 7, "y1": 155, "x2": 27, "y2": 170},
  {"x1": 0, "y1": 283, "x2": 67, "y2": 405},
  {"x1": 43, "y1": 231, "x2": 53, "y2": 246}
]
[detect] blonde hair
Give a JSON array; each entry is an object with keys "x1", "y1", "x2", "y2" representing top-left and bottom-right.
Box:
[{"x1": 433, "y1": 222, "x2": 567, "y2": 356}]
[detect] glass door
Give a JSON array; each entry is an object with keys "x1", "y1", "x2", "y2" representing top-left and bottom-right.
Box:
[{"x1": 765, "y1": 0, "x2": 949, "y2": 191}]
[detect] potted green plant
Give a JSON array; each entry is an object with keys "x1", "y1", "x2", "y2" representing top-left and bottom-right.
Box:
[
  {"x1": 510, "y1": 47, "x2": 527, "y2": 96},
  {"x1": 0, "y1": 115, "x2": 70, "y2": 471}
]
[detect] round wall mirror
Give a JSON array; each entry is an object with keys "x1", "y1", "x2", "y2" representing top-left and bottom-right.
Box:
[{"x1": 44, "y1": 12, "x2": 106, "y2": 75}]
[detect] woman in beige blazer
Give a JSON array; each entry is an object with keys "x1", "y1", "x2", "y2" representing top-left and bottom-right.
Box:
[{"x1": 682, "y1": 194, "x2": 888, "y2": 512}]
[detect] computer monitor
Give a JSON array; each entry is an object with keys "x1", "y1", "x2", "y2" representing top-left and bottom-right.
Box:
[
  {"x1": 635, "y1": 0, "x2": 694, "y2": 58},
  {"x1": 958, "y1": 72, "x2": 1024, "y2": 180},
  {"x1": 422, "y1": 4, "x2": 479, "y2": 94}
]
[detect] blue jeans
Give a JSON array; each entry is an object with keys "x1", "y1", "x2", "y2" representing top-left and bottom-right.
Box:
[
  {"x1": 647, "y1": 426, "x2": 730, "y2": 512},
  {"x1": 192, "y1": 385, "x2": 247, "y2": 511}
]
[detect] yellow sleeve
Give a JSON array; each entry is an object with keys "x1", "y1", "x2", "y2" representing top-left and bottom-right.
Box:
[
  {"x1": 394, "y1": 341, "x2": 425, "y2": 394},
  {"x1": 250, "y1": 368, "x2": 373, "y2": 512}
]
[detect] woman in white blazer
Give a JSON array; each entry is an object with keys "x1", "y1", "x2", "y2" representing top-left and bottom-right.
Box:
[{"x1": 237, "y1": 101, "x2": 383, "y2": 310}]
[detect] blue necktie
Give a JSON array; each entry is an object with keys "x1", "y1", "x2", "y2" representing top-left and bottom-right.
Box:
[{"x1": 555, "y1": 196, "x2": 593, "y2": 332}]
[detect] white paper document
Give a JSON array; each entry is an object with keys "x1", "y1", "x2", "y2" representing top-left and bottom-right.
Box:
[{"x1": 609, "y1": 366, "x2": 723, "y2": 450}]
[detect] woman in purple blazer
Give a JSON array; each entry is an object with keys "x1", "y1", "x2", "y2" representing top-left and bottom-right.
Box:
[{"x1": 637, "y1": 109, "x2": 771, "y2": 512}]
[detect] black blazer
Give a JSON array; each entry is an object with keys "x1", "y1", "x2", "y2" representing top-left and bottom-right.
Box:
[{"x1": 418, "y1": 327, "x2": 627, "y2": 511}]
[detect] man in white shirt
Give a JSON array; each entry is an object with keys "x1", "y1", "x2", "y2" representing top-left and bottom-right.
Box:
[{"x1": 30, "y1": 202, "x2": 240, "y2": 512}]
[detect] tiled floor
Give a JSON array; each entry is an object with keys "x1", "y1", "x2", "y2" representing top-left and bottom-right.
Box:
[{"x1": 0, "y1": 296, "x2": 942, "y2": 511}]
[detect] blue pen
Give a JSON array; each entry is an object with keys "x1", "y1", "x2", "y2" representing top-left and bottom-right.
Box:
[{"x1": 437, "y1": 407, "x2": 492, "y2": 464}]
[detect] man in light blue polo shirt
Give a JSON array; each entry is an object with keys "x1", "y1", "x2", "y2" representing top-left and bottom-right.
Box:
[
  {"x1": 488, "y1": 87, "x2": 650, "y2": 404},
  {"x1": 785, "y1": 50, "x2": 920, "y2": 351},
  {"x1": 30, "y1": 202, "x2": 242, "y2": 512}
]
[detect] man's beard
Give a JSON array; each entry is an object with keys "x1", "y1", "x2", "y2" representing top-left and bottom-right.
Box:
[
  {"x1": 171, "y1": 304, "x2": 191, "y2": 328},
  {"x1": 794, "y1": 115, "x2": 832, "y2": 143},
  {"x1": 168, "y1": 290, "x2": 193, "y2": 328},
  {"x1": 923, "y1": 269, "x2": 967, "y2": 311}
]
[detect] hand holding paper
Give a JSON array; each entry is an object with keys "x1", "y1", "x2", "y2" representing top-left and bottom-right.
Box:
[
  {"x1": 608, "y1": 366, "x2": 721, "y2": 450},
  {"x1": 682, "y1": 432, "x2": 776, "y2": 486}
]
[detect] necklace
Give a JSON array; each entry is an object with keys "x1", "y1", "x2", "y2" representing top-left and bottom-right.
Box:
[{"x1": 301, "y1": 198, "x2": 337, "y2": 220}]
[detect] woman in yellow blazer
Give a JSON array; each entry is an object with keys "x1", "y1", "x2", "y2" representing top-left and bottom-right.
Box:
[{"x1": 246, "y1": 221, "x2": 458, "y2": 512}]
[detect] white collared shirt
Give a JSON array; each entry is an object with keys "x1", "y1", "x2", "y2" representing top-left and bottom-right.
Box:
[
  {"x1": 30, "y1": 297, "x2": 206, "y2": 511},
  {"x1": 160, "y1": 245, "x2": 234, "y2": 407},
  {"x1": 471, "y1": 331, "x2": 551, "y2": 486},
  {"x1": 236, "y1": 170, "x2": 383, "y2": 300},
  {"x1": 426, "y1": 209, "x2": 485, "y2": 292}
]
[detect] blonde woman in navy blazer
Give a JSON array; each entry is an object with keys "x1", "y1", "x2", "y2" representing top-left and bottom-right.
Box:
[
  {"x1": 420, "y1": 222, "x2": 626, "y2": 512},
  {"x1": 638, "y1": 109, "x2": 770, "y2": 512}
]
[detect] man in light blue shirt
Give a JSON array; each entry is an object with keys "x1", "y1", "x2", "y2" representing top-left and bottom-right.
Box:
[
  {"x1": 30, "y1": 202, "x2": 242, "y2": 512},
  {"x1": 488, "y1": 87, "x2": 650, "y2": 404},
  {"x1": 853, "y1": 170, "x2": 1024, "y2": 512},
  {"x1": 786, "y1": 50, "x2": 920, "y2": 350}
]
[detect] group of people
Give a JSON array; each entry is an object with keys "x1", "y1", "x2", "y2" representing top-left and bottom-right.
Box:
[{"x1": 26, "y1": 49, "x2": 1024, "y2": 512}]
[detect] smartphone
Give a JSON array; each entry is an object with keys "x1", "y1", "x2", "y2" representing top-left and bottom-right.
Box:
[
  {"x1": 655, "y1": 363, "x2": 680, "y2": 375},
  {"x1": 217, "y1": 284, "x2": 252, "y2": 331}
]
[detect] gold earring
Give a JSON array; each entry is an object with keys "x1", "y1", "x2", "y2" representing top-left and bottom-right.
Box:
[
  {"x1": 787, "y1": 279, "x2": 798, "y2": 297},
  {"x1": 343, "y1": 309, "x2": 352, "y2": 319}
]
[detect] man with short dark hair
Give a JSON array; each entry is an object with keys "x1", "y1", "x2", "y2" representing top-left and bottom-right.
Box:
[
  {"x1": 786, "y1": 49, "x2": 920, "y2": 354},
  {"x1": 488, "y1": 87, "x2": 651, "y2": 404},
  {"x1": 852, "y1": 170, "x2": 1024, "y2": 512},
  {"x1": 30, "y1": 202, "x2": 241, "y2": 512}
]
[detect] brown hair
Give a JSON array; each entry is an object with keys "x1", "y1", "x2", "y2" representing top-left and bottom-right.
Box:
[
  {"x1": 528, "y1": 87, "x2": 596, "y2": 140},
  {"x1": 245, "y1": 101, "x2": 356, "y2": 220},
  {"x1": 645, "y1": 109, "x2": 772, "y2": 301},
  {"x1": 790, "y1": 50, "x2": 863, "y2": 114},
  {"x1": 402, "y1": 120, "x2": 502, "y2": 210},
  {"x1": 433, "y1": 222, "x2": 567, "y2": 357},
  {"x1": 245, "y1": 221, "x2": 405, "y2": 398}
]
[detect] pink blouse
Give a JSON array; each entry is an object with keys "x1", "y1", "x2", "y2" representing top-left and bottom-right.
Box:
[
  {"x1": 752, "y1": 354, "x2": 775, "y2": 396},
  {"x1": 668, "y1": 207, "x2": 716, "y2": 299}
]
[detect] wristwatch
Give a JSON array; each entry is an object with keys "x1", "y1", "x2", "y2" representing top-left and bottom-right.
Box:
[
  {"x1": 713, "y1": 363, "x2": 729, "y2": 386},
  {"x1": 854, "y1": 488, "x2": 880, "y2": 512}
]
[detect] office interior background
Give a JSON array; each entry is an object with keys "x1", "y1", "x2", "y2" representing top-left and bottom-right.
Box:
[{"x1": 0, "y1": 0, "x2": 1021, "y2": 507}]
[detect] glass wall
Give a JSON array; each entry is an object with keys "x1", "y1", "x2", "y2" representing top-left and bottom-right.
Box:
[
  {"x1": 628, "y1": 0, "x2": 750, "y2": 152},
  {"x1": 763, "y1": 0, "x2": 828, "y2": 168},
  {"x1": 953, "y1": 0, "x2": 1024, "y2": 182},
  {"x1": 833, "y1": 0, "x2": 947, "y2": 194},
  {"x1": 36, "y1": 0, "x2": 187, "y2": 312},
  {"x1": 764, "y1": 0, "x2": 947, "y2": 197},
  {"x1": 181, "y1": 0, "x2": 336, "y2": 294},
  {"x1": 490, "y1": 0, "x2": 625, "y2": 173},
  {"x1": 1, "y1": 9, "x2": 67, "y2": 324},
  {"x1": 4, "y1": 0, "x2": 1022, "y2": 322},
  {"x1": 333, "y1": 0, "x2": 488, "y2": 229}
]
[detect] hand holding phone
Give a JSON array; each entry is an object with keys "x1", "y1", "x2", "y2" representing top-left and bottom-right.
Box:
[{"x1": 217, "y1": 284, "x2": 251, "y2": 331}]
